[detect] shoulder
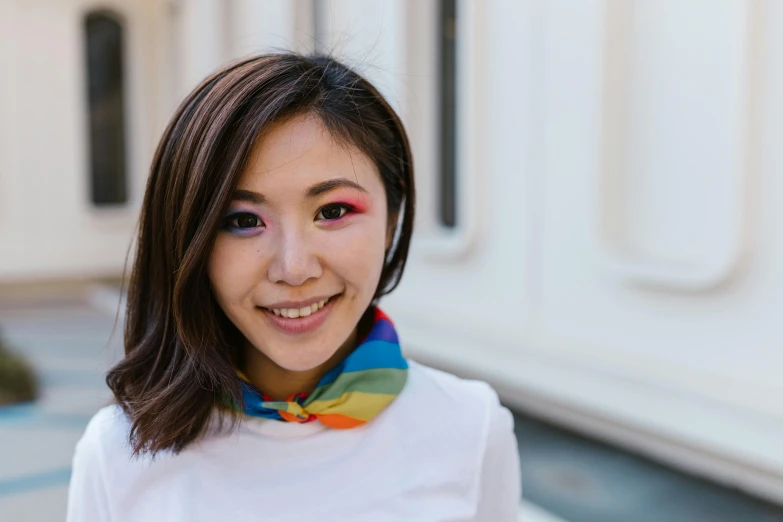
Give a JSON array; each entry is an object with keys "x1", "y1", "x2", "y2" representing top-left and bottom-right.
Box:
[
  {"x1": 374, "y1": 360, "x2": 518, "y2": 505},
  {"x1": 73, "y1": 404, "x2": 134, "y2": 466},
  {"x1": 79, "y1": 404, "x2": 132, "y2": 446},
  {"x1": 405, "y1": 360, "x2": 508, "y2": 425},
  {"x1": 388, "y1": 360, "x2": 515, "y2": 459}
]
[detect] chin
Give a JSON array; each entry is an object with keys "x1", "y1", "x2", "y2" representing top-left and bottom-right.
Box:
[
  {"x1": 273, "y1": 357, "x2": 323, "y2": 373},
  {"x1": 268, "y1": 345, "x2": 337, "y2": 373}
]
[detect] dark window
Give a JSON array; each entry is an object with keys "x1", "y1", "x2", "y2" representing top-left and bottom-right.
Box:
[
  {"x1": 84, "y1": 11, "x2": 127, "y2": 206},
  {"x1": 438, "y1": 0, "x2": 458, "y2": 228}
]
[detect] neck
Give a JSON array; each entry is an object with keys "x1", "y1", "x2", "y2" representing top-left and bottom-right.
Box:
[{"x1": 242, "y1": 310, "x2": 374, "y2": 400}]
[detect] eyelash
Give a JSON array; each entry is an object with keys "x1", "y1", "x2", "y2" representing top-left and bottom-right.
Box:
[
  {"x1": 222, "y1": 212, "x2": 264, "y2": 234},
  {"x1": 221, "y1": 203, "x2": 356, "y2": 234},
  {"x1": 316, "y1": 203, "x2": 356, "y2": 221}
]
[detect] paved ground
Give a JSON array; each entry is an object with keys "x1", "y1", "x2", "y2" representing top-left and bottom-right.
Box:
[{"x1": 0, "y1": 299, "x2": 121, "y2": 521}]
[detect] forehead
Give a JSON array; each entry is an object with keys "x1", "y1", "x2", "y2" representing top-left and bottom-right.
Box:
[{"x1": 238, "y1": 113, "x2": 379, "y2": 192}]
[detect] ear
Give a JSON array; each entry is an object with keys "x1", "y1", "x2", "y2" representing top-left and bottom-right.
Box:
[{"x1": 385, "y1": 213, "x2": 399, "y2": 252}]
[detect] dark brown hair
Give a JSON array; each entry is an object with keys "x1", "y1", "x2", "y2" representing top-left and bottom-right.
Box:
[{"x1": 106, "y1": 53, "x2": 415, "y2": 456}]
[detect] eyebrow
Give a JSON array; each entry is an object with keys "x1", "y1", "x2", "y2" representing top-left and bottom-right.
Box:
[
  {"x1": 230, "y1": 178, "x2": 368, "y2": 204},
  {"x1": 306, "y1": 178, "x2": 369, "y2": 198},
  {"x1": 231, "y1": 189, "x2": 266, "y2": 204}
]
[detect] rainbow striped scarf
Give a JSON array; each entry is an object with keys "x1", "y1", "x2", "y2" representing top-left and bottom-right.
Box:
[{"x1": 236, "y1": 307, "x2": 408, "y2": 429}]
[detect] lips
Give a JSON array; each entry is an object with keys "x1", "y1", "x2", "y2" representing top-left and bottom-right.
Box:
[
  {"x1": 259, "y1": 294, "x2": 339, "y2": 335},
  {"x1": 265, "y1": 296, "x2": 332, "y2": 318}
]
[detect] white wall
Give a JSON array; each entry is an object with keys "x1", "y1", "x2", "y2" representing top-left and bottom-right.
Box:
[
  {"x1": 379, "y1": 0, "x2": 783, "y2": 504},
  {"x1": 0, "y1": 0, "x2": 163, "y2": 281},
  {"x1": 4, "y1": 0, "x2": 783, "y2": 505},
  {"x1": 0, "y1": 0, "x2": 306, "y2": 282}
]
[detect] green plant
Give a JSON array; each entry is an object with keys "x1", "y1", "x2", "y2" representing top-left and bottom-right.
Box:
[{"x1": 0, "y1": 330, "x2": 38, "y2": 405}]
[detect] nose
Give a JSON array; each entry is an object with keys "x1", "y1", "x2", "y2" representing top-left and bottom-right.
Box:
[{"x1": 267, "y1": 227, "x2": 323, "y2": 286}]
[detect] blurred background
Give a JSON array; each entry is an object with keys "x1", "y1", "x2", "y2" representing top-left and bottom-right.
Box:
[{"x1": 1, "y1": 0, "x2": 783, "y2": 521}]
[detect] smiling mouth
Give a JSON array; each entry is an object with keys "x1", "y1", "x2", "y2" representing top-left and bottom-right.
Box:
[
  {"x1": 261, "y1": 295, "x2": 339, "y2": 319},
  {"x1": 258, "y1": 295, "x2": 340, "y2": 335}
]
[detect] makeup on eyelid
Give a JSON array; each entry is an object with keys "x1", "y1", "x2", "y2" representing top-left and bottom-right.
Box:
[
  {"x1": 328, "y1": 197, "x2": 369, "y2": 214},
  {"x1": 221, "y1": 200, "x2": 366, "y2": 232}
]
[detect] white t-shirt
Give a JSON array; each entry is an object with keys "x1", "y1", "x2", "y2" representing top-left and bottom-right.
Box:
[{"x1": 67, "y1": 361, "x2": 521, "y2": 522}]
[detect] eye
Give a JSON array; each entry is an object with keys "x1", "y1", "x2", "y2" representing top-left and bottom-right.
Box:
[
  {"x1": 224, "y1": 212, "x2": 264, "y2": 230},
  {"x1": 316, "y1": 203, "x2": 351, "y2": 221}
]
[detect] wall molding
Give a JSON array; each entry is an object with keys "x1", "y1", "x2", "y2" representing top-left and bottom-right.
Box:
[
  {"x1": 387, "y1": 306, "x2": 783, "y2": 505},
  {"x1": 597, "y1": 0, "x2": 762, "y2": 292}
]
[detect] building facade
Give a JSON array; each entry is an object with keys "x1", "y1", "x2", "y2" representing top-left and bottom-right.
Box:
[{"x1": 3, "y1": 0, "x2": 783, "y2": 505}]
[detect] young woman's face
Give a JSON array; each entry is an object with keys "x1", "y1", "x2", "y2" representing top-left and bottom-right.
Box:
[{"x1": 208, "y1": 114, "x2": 391, "y2": 372}]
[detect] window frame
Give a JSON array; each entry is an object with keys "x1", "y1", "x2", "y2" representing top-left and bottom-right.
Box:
[{"x1": 405, "y1": 0, "x2": 485, "y2": 260}]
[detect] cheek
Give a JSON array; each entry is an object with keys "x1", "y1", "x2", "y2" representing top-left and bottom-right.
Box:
[
  {"x1": 322, "y1": 221, "x2": 388, "y2": 287},
  {"x1": 208, "y1": 239, "x2": 258, "y2": 305}
]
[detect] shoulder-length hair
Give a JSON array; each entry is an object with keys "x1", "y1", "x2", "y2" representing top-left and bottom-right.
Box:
[{"x1": 106, "y1": 53, "x2": 415, "y2": 456}]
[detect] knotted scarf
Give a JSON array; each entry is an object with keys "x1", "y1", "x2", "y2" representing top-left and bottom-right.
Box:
[{"x1": 236, "y1": 307, "x2": 408, "y2": 429}]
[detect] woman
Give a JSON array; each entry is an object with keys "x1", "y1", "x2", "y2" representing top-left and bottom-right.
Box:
[{"x1": 67, "y1": 53, "x2": 521, "y2": 521}]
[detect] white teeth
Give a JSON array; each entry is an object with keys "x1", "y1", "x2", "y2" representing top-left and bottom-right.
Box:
[{"x1": 270, "y1": 296, "x2": 332, "y2": 319}]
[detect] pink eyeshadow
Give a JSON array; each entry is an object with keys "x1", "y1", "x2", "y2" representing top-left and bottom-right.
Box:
[{"x1": 334, "y1": 196, "x2": 370, "y2": 214}]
